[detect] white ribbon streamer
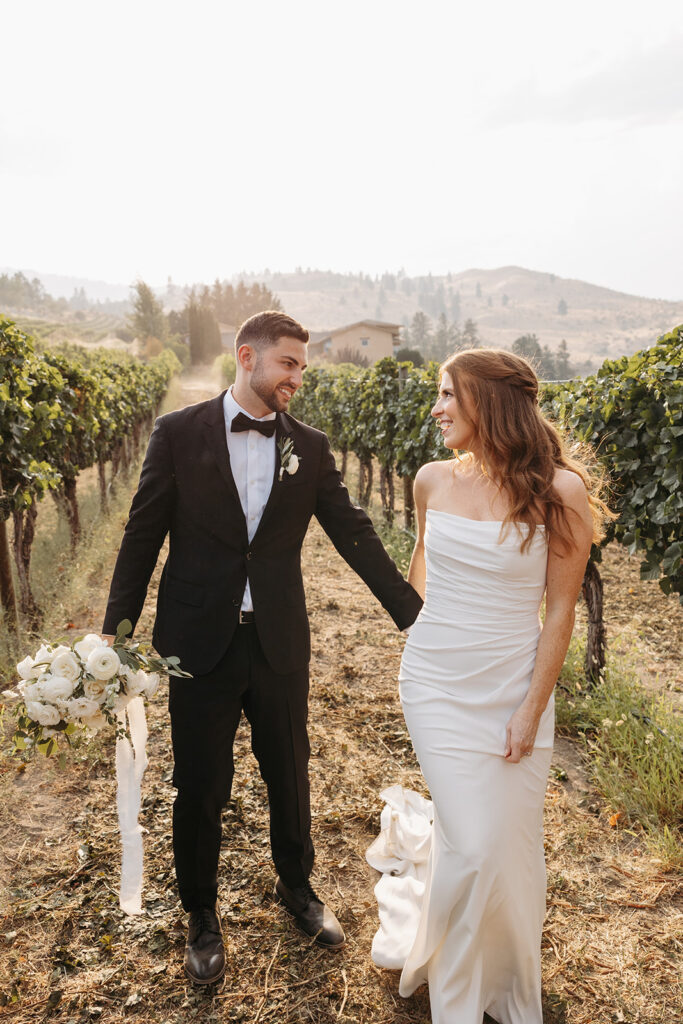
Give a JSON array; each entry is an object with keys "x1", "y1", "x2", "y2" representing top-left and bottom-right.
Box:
[{"x1": 115, "y1": 696, "x2": 148, "y2": 915}]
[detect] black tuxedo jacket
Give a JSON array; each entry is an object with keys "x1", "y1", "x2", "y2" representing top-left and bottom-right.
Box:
[{"x1": 102, "y1": 391, "x2": 422, "y2": 676}]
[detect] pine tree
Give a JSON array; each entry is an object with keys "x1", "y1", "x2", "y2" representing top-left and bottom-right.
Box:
[
  {"x1": 462, "y1": 319, "x2": 480, "y2": 348},
  {"x1": 556, "y1": 339, "x2": 571, "y2": 377},
  {"x1": 512, "y1": 334, "x2": 542, "y2": 366},
  {"x1": 128, "y1": 280, "x2": 167, "y2": 342},
  {"x1": 409, "y1": 311, "x2": 433, "y2": 352}
]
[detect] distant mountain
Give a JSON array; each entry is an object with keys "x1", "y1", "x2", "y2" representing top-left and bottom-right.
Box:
[
  {"x1": 3, "y1": 264, "x2": 682, "y2": 365},
  {"x1": 238, "y1": 266, "x2": 683, "y2": 364},
  {"x1": 0, "y1": 267, "x2": 131, "y2": 303}
]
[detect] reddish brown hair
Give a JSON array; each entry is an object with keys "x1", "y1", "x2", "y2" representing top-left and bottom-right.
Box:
[{"x1": 440, "y1": 348, "x2": 613, "y2": 551}]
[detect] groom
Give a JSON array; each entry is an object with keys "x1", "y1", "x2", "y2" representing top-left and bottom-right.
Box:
[{"x1": 102, "y1": 310, "x2": 422, "y2": 984}]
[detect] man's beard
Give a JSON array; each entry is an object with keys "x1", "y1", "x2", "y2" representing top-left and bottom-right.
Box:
[{"x1": 250, "y1": 358, "x2": 288, "y2": 413}]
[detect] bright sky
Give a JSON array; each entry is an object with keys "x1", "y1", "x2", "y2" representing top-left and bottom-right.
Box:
[{"x1": 2, "y1": 0, "x2": 682, "y2": 299}]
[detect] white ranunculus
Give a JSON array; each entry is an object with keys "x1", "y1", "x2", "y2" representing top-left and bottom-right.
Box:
[
  {"x1": 25, "y1": 700, "x2": 61, "y2": 727},
  {"x1": 143, "y1": 672, "x2": 160, "y2": 699},
  {"x1": 32, "y1": 644, "x2": 54, "y2": 669},
  {"x1": 123, "y1": 668, "x2": 148, "y2": 697},
  {"x1": 18, "y1": 679, "x2": 42, "y2": 702},
  {"x1": 286, "y1": 454, "x2": 299, "y2": 474},
  {"x1": 86, "y1": 646, "x2": 121, "y2": 681},
  {"x1": 17, "y1": 655, "x2": 38, "y2": 680},
  {"x1": 50, "y1": 650, "x2": 81, "y2": 683},
  {"x1": 64, "y1": 697, "x2": 100, "y2": 722},
  {"x1": 83, "y1": 677, "x2": 108, "y2": 702},
  {"x1": 40, "y1": 675, "x2": 75, "y2": 703},
  {"x1": 74, "y1": 633, "x2": 107, "y2": 661}
]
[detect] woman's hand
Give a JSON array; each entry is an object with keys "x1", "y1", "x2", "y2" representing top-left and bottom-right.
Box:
[{"x1": 504, "y1": 703, "x2": 541, "y2": 763}]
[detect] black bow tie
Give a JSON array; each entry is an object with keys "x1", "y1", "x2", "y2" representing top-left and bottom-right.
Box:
[{"x1": 231, "y1": 411, "x2": 276, "y2": 438}]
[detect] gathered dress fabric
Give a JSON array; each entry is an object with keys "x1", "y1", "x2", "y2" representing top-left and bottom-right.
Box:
[{"x1": 368, "y1": 509, "x2": 553, "y2": 1024}]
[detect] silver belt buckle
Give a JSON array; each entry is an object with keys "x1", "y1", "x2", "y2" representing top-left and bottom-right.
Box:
[{"x1": 239, "y1": 609, "x2": 251, "y2": 624}]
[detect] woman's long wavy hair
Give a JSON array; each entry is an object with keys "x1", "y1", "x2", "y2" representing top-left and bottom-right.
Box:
[{"x1": 440, "y1": 348, "x2": 613, "y2": 552}]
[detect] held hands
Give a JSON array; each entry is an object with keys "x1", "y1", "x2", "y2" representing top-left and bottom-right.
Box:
[{"x1": 504, "y1": 703, "x2": 541, "y2": 763}]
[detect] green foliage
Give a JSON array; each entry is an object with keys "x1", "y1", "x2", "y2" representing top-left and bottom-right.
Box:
[
  {"x1": 0, "y1": 319, "x2": 180, "y2": 519},
  {"x1": 290, "y1": 358, "x2": 447, "y2": 478},
  {"x1": 213, "y1": 352, "x2": 237, "y2": 387},
  {"x1": 556, "y1": 639, "x2": 683, "y2": 865},
  {"x1": 394, "y1": 347, "x2": 424, "y2": 367},
  {"x1": 541, "y1": 325, "x2": 683, "y2": 601}
]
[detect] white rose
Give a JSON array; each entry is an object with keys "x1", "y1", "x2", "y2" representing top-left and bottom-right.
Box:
[
  {"x1": 86, "y1": 646, "x2": 121, "y2": 681},
  {"x1": 143, "y1": 672, "x2": 160, "y2": 699},
  {"x1": 83, "y1": 677, "x2": 108, "y2": 702},
  {"x1": 74, "y1": 633, "x2": 107, "y2": 661},
  {"x1": 24, "y1": 700, "x2": 61, "y2": 727},
  {"x1": 64, "y1": 697, "x2": 100, "y2": 722},
  {"x1": 17, "y1": 655, "x2": 38, "y2": 680},
  {"x1": 50, "y1": 650, "x2": 81, "y2": 683},
  {"x1": 40, "y1": 675, "x2": 75, "y2": 703},
  {"x1": 286, "y1": 454, "x2": 299, "y2": 474}
]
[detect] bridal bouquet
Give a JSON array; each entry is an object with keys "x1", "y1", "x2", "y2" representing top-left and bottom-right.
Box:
[
  {"x1": 8, "y1": 619, "x2": 187, "y2": 756},
  {"x1": 4, "y1": 619, "x2": 190, "y2": 915}
]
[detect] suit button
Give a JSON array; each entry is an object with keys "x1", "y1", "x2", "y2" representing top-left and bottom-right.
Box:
[
  {"x1": 232, "y1": 599, "x2": 240, "y2": 607},
  {"x1": 246, "y1": 551, "x2": 252, "y2": 560}
]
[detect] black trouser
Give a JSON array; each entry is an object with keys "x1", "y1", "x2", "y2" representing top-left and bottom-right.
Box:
[{"x1": 169, "y1": 623, "x2": 314, "y2": 912}]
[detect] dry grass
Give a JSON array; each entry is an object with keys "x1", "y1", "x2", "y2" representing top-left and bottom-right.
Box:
[{"x1": 1, "y1": 376, "x2": 681, "y2": 1023}]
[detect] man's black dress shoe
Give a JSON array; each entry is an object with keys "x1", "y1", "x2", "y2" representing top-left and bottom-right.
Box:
[
  {"x1": 184, "y1": 903, "x2": 225, "y2": 985},
  {"x1": 275, "y1": 877, "x2": 345, "y2": 948}
]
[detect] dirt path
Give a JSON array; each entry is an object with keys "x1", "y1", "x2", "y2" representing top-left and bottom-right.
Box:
[{"x1": 1, "y1": 376, "x2": 681, "y2": 1024}]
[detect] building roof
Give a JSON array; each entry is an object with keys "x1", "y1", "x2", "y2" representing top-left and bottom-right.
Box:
[{"x1": 310, "y1": 319, "x2": 403, "y2": 343}]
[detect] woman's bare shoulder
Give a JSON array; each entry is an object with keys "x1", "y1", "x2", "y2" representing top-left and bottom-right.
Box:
[
  {"x1": 553, "y1": 467, "x2": 588, "y2": 502},
  {"x1": 414, "y1": 460, "x2": 452, "y2": 500},
  {"x1": 553, "y1": 468, "x2": 592, "y2": 526}
]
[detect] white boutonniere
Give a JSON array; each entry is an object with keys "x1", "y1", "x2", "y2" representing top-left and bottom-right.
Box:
[{"x1": 278, "y1": 437, "x2": 300, "y2": 481}]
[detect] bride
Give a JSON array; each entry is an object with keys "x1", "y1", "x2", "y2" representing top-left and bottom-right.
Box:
[{"x1": 368, "y1": 349, "x2": 611, "y2": 1023}]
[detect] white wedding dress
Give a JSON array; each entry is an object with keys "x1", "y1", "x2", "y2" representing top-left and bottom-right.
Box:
[{"x1": 368, "y1": 510, "x2": 553, "y2": 1024}]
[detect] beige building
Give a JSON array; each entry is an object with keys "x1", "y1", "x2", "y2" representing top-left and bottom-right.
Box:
[{"x1": 308, "y1": 320, "x2": 402, "y2": 364}]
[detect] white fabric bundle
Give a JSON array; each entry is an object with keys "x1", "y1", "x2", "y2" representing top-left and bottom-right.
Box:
[
  {"x1": 366, "y1": 784, "x2": 433, "y2": 969},
  {"x1": 115, "y1": 696, "x2": 149, "y2": 915}
]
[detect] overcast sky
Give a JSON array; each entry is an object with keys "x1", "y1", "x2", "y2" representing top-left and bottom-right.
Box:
[{"x1": 2, "y1": 0, "x2": 682, "y2": 299}]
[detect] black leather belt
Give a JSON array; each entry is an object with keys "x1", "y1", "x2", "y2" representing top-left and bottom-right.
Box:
[{"x1": 238, "y1": 610, "x2": 255, "y2": 624}]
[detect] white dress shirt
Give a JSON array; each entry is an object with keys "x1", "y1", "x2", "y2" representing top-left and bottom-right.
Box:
[{"x1": 223, "y1": 387, "x2": 277, "y2": 611}]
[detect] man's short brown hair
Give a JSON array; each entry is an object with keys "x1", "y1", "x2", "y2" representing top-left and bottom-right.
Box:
[{"x1": 234, "y1": 311, "x2": 309, "y2": 354}]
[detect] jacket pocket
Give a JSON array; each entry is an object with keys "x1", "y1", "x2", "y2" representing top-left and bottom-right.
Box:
[{"x1": 166, "y1": 576, "x2": 205, "y2": 608}]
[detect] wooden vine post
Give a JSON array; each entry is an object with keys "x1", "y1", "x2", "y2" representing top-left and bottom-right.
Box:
[
  {"x1": 582, "y1": 558, "x2": 606, "y2": 686},
  {"x1": 0, "y1": 469, "x2": 18, "y2": 631}
]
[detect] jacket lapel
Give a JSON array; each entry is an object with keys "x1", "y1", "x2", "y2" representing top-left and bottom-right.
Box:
[{"x1": 201, "y1": 393, "x2": 248, "y2": 538}]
